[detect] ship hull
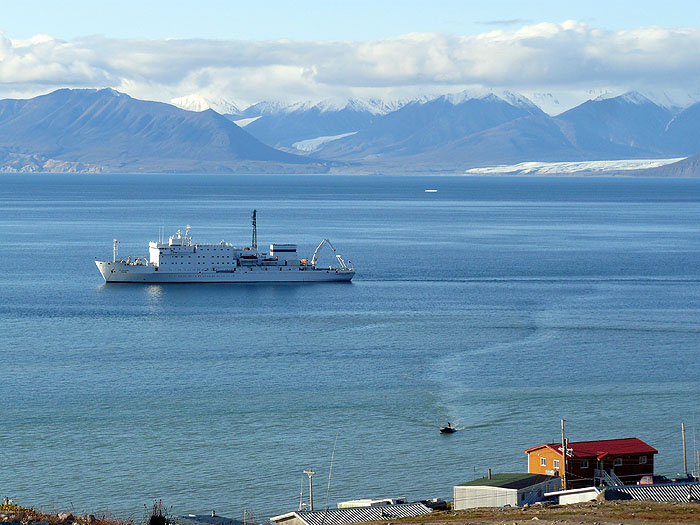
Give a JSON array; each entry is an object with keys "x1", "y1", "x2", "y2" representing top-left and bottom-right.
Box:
[{"x1": 95, "y1": 260, "x2": 354, "y2": 283}]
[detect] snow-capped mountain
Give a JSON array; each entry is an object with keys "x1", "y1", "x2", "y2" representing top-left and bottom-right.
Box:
[
  {"x1": 663, "y1": 101, "x2": 700, "y2": 154},
  {"x1": 0, "y1": 88, "x2": 313, "y2": 173},
  {"x1": 241, "y1": 96, "x2": 415, "y2": 118},
  {"x1": 279, "y1": 97, "x2": 414, "y2": 116},
  {"x1": 523, "y1": 89, "x2": 617, "y2": 116},
  {"x1": 235, "y1": 90, "x2": 548, "y2": 156},
  {"x1": 4, "y1": 86, "x2": 700, "y2": 174},
  {"x1": 608, "y1": 89, "x2": 700, "y2": 112},
  {"x1": 440, "y1": 88, "x2": 540, "y2": 111},
  {"x1": 557, "y1": 91, "x2": 674, "y2": 157},
  {"x1": 233, "y1": 98, "x2": 389, "y2": 150},
  {"x1": 312, "y1": 90, "x2": 546, "y2": 160},
  {"x1": 170, "y1": 94, "x2": 241, "y2": 115}
]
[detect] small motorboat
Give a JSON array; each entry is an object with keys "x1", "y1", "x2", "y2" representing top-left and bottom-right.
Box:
[{"x1": 440, "y1": 422, "x2": 456, "y2": 434}]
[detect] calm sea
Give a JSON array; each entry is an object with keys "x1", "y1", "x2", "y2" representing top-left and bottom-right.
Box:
[{"x1": 1, "y1": 174, "x2": 699, "y2": 520}]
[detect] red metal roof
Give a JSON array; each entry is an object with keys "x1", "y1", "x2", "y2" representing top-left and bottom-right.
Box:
[{"x1": 526, "y1": 438, "x2": 658, "y2": 460}]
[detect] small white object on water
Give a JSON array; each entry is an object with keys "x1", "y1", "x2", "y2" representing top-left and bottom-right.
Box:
[{"x1": 425, "y1": 189, "x2": 438, "y2": 193}]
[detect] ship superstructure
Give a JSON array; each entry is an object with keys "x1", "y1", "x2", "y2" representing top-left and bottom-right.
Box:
[{"x1": 95, "y1": 211, "x2": 354, "y2": 283}]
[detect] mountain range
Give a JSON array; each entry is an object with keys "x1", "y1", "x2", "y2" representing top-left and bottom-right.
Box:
[
  {"x1": 231, "y1": 90, "x2": 700, "y2": 173},
  {"x1": 0, "y1": 88, "x2": 699, "y2": 175},
  {"x1": 0, "y1": 89, "x2": 321, "y2": 173}
]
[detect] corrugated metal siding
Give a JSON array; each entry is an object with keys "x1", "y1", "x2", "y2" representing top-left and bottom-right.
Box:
[
  {"x1": 453, "y1": 486, "x2": 515, "y2": 510},
  {"x1": 294, "y1": 503, "x2": 432, "y2": 525},
  {"x1": 609, "y1": 482, "x2": 700, "y2": 502}
]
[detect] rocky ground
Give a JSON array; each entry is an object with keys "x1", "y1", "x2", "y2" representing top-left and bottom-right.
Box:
[
  {"x1": 0, "y1": 504, "x2": 131, "y2": 525},
  {"x1": 391, "y1": 501, "x2": 700, "y2": 525},
  {"x1": 3, "y1": 501, "x2": 699, "y2": 525}
]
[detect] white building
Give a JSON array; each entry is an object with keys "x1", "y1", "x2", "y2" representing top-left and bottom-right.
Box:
[
  {"x1": 544, "y1": 486, "x2": 600, "y2": 504},
  {"x1": 454, "y1": 473, "x2": 560, "y2": 509}
]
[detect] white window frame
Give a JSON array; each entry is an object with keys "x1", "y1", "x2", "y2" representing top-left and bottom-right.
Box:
[
  {"x1": 639, "y1": 456, "x2": 647, "y2": 464},
  {"x1": 614, "y1": 458, "x2": 623, "y2": 467},
  {"x1": 540, "y1": 457, "x2": 547, "y2": 467},
  {"x1": 581, "y1": 460, "x2": 589, "y2": 469},
  {"x1": 553, "y1": 459, "x2": 560, "y2": 469}
]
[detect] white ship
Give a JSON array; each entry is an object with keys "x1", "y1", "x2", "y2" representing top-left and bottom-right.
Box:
[{"x1": 95, "y1": 210, "x2": 354, "y2": 283}]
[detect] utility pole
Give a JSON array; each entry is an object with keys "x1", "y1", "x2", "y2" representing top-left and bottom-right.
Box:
[
  {"x1": 682, "y1": 422, "x2": 688, "y2": 475},
  {"x1": 561, "y1": 419, "x2": 568, "y2": 490},
  {"x1": 304, "y1": 468, "x2": 315, "y2": 511}
]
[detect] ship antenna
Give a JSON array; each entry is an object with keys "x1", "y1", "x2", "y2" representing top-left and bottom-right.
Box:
[{"x1": 251, "y1": 209, "x2": 258, "y2": 251}]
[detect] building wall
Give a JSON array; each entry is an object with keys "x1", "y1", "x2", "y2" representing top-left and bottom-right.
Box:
[
  {"x1": 453, "y1": 486, "x2": 516, "y2": 509},
  {"x1": 527, "y1": 447, "x2": 564, "y2": 477},
  {"x1": 517, "y1": 479, "x2": 562, "y2": 505},
  {"x1": 527, "y1": 447, "x2": 655, "y2": 488},
  {"x1": 557, "y1": 488, "x2": 600, "y2": 504},
  {"x1": 593, "y1": 454, "x2": 654, "y2": 486}
]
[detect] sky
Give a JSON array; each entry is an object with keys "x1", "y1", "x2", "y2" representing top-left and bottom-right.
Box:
[{"x1": 2, "y1": 0, "x2": 700, "y2": 111}]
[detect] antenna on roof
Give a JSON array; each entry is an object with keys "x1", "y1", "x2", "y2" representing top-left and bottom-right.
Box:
[
  {"x1": 298, "y1": 476, "x2": 306, "y2": 512},
  {"x1": 320, "y1": 432, "x2": 339, "y2": 525},
  {"x1": 326, "y1": 432, "x2": 339, "y2": 509},
  {"x1": 303, "y1": 468, "x2": 315, "y2": 511}
]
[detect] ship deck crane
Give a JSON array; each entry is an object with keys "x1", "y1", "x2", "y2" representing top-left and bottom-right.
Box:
[{"x1": 311, "y1": 239, "x2": 351, "y2": 269}]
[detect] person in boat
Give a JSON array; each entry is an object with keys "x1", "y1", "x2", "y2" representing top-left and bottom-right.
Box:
[{"x1": 447, "y1": 422, "x2": 452, "y2": 428}]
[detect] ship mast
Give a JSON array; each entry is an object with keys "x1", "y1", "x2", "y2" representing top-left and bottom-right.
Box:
[{"x1": 251, "y1": 209, "x2": 258, "y2": 250}]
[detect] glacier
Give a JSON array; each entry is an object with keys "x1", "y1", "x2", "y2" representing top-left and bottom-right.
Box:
[
  {"x1": 292, "y1": 132, "x2": 358, "y2": 152},
  {"x1": 464, "y1": 158, "x2": 686, "y2": 175}
]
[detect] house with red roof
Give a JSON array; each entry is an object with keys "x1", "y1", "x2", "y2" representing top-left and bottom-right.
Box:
[{"x1": 525, "y1": 438, "x2": 658, "y2": 488}]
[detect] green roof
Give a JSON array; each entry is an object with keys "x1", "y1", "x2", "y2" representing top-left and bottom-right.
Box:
[{"x1": 458, "y1": 473, "x2": 557, "y2": 490}]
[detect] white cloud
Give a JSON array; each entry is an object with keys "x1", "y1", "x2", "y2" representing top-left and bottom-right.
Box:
[{"x1": 1, "y1": 22, "x2": 700, "y2": 108}]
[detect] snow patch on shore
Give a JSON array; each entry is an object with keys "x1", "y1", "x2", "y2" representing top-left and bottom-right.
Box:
[{"x1": 465, "y1": 158, "x2": 686, "y2": 175}]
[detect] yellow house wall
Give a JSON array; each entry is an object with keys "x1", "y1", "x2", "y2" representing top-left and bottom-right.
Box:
[{"x1": 527, "y1": 447, "x2": 563, "y2": 477}]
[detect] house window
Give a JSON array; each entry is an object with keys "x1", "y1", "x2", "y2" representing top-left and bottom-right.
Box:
[
  {"x1": 581, "y1": 460, "x2": 589, "y2": 469},
  {"x1": 540, "y1": 457, "x2": 547, "y2": 467},
  {"x1": 639, "y1": 456, "x2": 647, "y2": 464},
  {"x1": 553, "y1": 459, "x2": 560, "y2": 469},
  {"x1": 614, "y1": 458, "x2": 623, "y2": 467}
]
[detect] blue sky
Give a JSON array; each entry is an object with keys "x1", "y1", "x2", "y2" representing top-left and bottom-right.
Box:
[
  {"x1": 1, "y1": 0, "x2": 700, "y2": 110},
  {"x1": 2, "y1": 0, "x2": 698, "y2": 40}
]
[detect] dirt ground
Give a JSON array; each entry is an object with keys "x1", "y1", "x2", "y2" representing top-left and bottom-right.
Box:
[
  {"x1": 3, "y1": 500, "x2": 699, "y2": 525},
  {"x1": 381, "y1": 501, "x2": 700, "y2": 525}
]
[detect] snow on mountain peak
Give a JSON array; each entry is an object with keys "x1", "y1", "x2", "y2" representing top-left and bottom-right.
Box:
[
  {"x1": 635, "y1": 88, "x2": 700, "y2": 111},
  {"x1": 589, "y1": 90, "x2": 654, "y2": 106},
  {"x1": 588, "y1": 88, "x2": 700, "y2": 111},
  {"x1": 592, "y1": 90, "x2": 656, "y2": 105},
  {"x1": 438, "y1": 89, "x2": 539, "y2": 110},
  {"x1": 279, "y1": 97, "x2": 413, "y2": 115},
  {"x1": 619, "y1": 91, "x2": 653, "y2": 104},
  {"x1": 170, "y1": 94, "x2": 240, "y2": 115}
]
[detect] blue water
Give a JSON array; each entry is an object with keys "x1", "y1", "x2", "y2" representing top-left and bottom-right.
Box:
[{"x1": 1, "y1": 174, "x2": 699, "y2": 520}]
